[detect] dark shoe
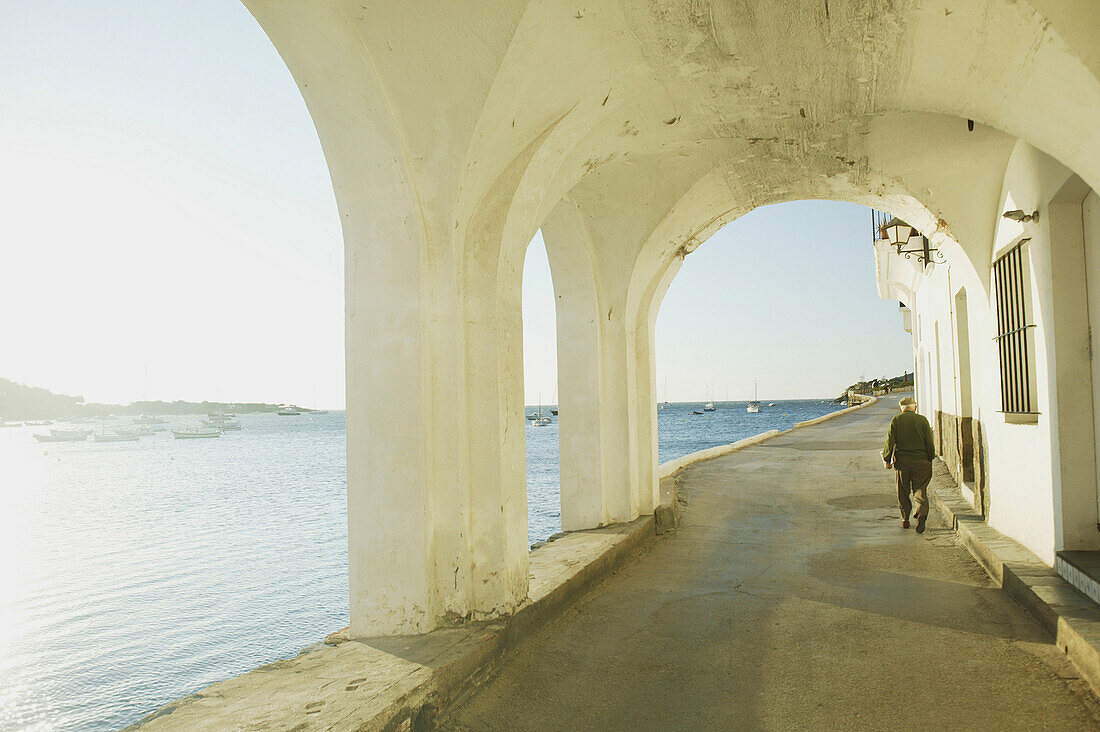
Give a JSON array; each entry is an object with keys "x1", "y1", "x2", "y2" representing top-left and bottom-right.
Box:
[
  {"x1": 916, "y1": 516, "x2": 926, "y2": 534},
  {"x1": 902, "y1": 520, "x2": 910, "y2": 529}
]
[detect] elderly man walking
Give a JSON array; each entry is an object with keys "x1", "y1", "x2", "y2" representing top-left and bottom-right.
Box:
[{"x1": 882, "y1": 396, "x2": 936, "y2": 533}]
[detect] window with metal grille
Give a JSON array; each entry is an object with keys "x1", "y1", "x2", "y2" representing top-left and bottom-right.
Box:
[{"x1": 993, "y1": 239, "x2": 1037, "y2": 416}]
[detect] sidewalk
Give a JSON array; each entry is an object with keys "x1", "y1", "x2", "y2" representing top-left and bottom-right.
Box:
[
  {"x1": 931, "y1": 465, "x2": 1100, "y2": 700},
  {"x1": 443, "y1": 399, "x2": 1100, "y2": 730}
]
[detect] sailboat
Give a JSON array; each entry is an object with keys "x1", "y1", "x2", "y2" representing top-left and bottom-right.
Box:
[
  {"x1": 660, "y1": 376, "x2": 670, "y2": 409},
  {"x1": 532, "y1": 393, "x2": 552, "y2": 426},
  {"x1": 703, "y1": 383, "x2": 716, "y2": 412},
  {"x1": 747, "y1": 382, "x2": 761, "y2": 413}
]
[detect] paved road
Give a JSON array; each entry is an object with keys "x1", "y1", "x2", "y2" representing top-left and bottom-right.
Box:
[{"x1": 442, "y1": 399, "x2": 1100, "y2": 730}]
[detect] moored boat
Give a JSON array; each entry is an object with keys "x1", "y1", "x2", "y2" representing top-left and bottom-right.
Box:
[
  {"x1": 203, "y1": 419, "x2": 241, "y2": 430},
  {"x1": 277, "y1": 406, "x2": 301, "y2": 416},
  {"x1": 51, "y1": 428, "x2": 92, "y2": 438},
  {"x1": 171, "y1": 428, "x2": 222, "y2": 439},
  {"x1": 93, "y1": 432, "x2": 141, "y2": 442},
  {"x1": 747, "y1": 381, "x2": 761, "y2": 413},
  {"x1": 34, "y1": 432, "x2": 87, "y2": 442}
]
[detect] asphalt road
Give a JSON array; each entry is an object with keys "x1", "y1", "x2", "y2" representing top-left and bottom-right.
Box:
[{"x1": 441, "y1": 399, "x2": 1100, "y2": 731}]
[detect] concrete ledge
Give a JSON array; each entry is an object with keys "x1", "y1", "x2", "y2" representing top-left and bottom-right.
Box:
[
  {"x1": 129, "y1": 517, "x2": 660, "y2": 731},
  {"x1": 791, "y1": 396, "x2": 877, "y2": 429},
  {"x1": 931, "y1": 470, "x2": 1100, "y2": 698},
  {"x1": 659, "y1": 430, "x2": 780, "y2": 479},
  {"x1": 658, "y1": 396, "x2": 878, "y2": 481}
]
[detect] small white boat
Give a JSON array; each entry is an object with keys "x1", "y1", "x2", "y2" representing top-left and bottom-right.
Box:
[
  {"x1": 172, "y1": 428, "x2": 222, "y2": 439},
  {"x1": 747, "y1": 382, "x2": 761, "y2": 413},
  {"x1": 703, "y1": 402, "x2": 716, "y2": 412},
  {"x1": 768, "y1": 403, "x2": 776, "y2": 407},
  {"x1": 93, "y1": 432, "x2": 140, "y2": 442},
  {"x1": 530, "y1": 393, "x2": 552, "y2": 426},
  {"x1": 203, "y1": 419, "x2": 241, "y2": 430},
  {"x1": 25, "y1": 420, "x2": 53, "y2": 426},
  {"x1": 34, "y1": 432, "x2": 86, "y2": 442},
  {"x1": 277, "y1": 407, "x2": 301, "y2": 416},
  {"x1": 51, "y1": 428, "x2": 92, "y2": 438}
]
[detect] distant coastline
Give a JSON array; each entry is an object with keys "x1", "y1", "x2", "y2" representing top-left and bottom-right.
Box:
[
  {"x1": 833, "y1": 371, "x2": 914, "y2": 402},
  {"x1": 0, "y1": 378, "x2": 322, "y2": 420}
]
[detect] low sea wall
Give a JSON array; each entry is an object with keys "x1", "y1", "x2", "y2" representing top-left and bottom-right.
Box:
[{"x1": 658, "y1": 396, "x2": 878, "y2": 480}]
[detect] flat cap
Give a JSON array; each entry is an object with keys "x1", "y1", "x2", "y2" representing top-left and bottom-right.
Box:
[{"x1": 899, "y1": 396, "x2": 917, "y2": 407}]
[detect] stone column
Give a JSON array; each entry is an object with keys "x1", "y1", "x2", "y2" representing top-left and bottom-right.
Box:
[
  {"x1": 543, "y1": 202, "x2": 638, "y2": 529},
  {"x1": 241, "y1": 3, "x2": 532, "y2": 636},
  {"x1": 629, "y1": 260, "x2": 681, "y2": 515}
]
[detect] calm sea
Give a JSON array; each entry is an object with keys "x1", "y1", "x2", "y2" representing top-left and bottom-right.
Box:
[{"x1": 1, "y1": 399, "x2": 841, "y2": 729}]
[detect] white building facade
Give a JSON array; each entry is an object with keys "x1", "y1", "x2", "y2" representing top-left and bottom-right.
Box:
[{"x1": 875, "y1": 142, "x2": 1100, "y2": 568}]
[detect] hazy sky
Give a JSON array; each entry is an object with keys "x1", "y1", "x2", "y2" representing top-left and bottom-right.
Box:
[{"x1": 2, "y1": 2, "x2": 912, "y2": 409}]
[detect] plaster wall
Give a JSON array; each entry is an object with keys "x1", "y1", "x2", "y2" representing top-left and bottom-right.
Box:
[
  {"x1": 1086, "y1": 192, "x2": 1100, "y2": 520},
  {"x1": 890, "y1": 143, "x2": 1100, "y2": 565}
]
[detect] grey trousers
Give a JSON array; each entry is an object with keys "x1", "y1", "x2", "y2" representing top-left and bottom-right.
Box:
[{"x1": 894, "y1": 457, "x2": 933, "y2": 520}]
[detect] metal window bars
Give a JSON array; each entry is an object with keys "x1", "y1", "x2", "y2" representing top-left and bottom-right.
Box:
[
  {"x1": 993, "y1": 239, "x2": 1037, "y2": 415},
  {"x1": 871, "y1": 209, "x2": 891, "y2": 241}
]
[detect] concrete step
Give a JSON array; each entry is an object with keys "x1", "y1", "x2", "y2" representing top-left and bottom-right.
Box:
[
  {"x1": 931, "y1": 466, "x2": 1100, "y2": 700},
  {"x1": 1058, "y1": 551, "x2": 1100, "y2": 607}
]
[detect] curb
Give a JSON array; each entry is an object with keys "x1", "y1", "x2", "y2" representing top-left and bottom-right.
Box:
[
  {"x1": 931, "y1": 474, "x2": 1100, "y2": 699},
  {"x1": 658, "y1": 396, "x2": 878, "y2": 481}
]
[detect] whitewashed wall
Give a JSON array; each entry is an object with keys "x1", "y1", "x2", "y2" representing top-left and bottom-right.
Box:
[{"x1": 895, "y1": 142, "x2": 1100, "y2": 565}]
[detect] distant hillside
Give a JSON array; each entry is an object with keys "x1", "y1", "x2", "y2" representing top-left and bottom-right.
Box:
[
  {"x1": 0, "y1": 379, "x2": 83, "y2": 420},
  {"x1": 0, "y1": 378, "x2": 299, "y2": 420},
  {"x1": 835, "y1": 372, "x2": 914, "y2": 402}
]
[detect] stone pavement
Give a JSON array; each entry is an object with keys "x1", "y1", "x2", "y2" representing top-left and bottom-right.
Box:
[{"x1": 441, "y1": 399, "x2": 1100, "y2": 730}]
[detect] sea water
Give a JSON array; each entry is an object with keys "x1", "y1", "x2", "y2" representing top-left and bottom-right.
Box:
[{"x1": 1, "y1": 399, "x2": 841, "y2": 729}]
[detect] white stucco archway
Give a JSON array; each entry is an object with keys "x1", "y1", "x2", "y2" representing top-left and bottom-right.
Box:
[{"x1": 240, "y1": 0, "x2": 1100, "y2": 634}]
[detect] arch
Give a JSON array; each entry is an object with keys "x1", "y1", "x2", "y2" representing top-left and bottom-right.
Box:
[{"x1": 238, "y1": 0, "x2": 1100, "y2": 634}]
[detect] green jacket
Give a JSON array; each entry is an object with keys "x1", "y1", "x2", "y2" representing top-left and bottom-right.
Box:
[{"x1": 882, "y1": 409, "x2": 935, "y2": 463}]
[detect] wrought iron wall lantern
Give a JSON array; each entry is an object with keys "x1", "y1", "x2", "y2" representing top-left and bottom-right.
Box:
[
  {"x1": 1002, "y1": 209, "x2": 1040, "y2": 223},
  {"x1": 882, "y1": 217, "x2": 945, "y2": 265}
]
